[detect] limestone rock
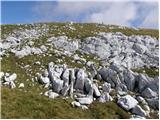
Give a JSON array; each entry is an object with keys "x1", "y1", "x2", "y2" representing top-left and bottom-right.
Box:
[
  {"x1": 131, "y1": 105, "x2": 147, "y2": 117},
  {"x1": 74, "y1": 69, "x2": 86, "y2": 90},
  {"x1": 92, "y1": 83, "x2": 101, "y2": 97},
  {"x1": 4, "y1": 73, "x2": 17, "y2": 82},
  {"x1": 76, "y1": 96, "x2": 93, "y2": 105},
  {"x1": 102, "y1": 82, "x2": 111, "y2": 93},
  {"x1": 71, "y1": 101, "x2": 81, "y2": 107},
  {"x1": 141, "y1": 88, "x2": 157, "y2": 98},
  {"x1": 18, "y1": 83, "x2": 24, "y2": 88},
  {"x1": 117, "y1": 95, "x2": 138, "y2": 111}
]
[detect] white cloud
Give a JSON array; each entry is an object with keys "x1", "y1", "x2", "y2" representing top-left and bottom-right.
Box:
[
  {"x1": 32, "y1": 1, "x2": 158, "y2": 29},
  {"x1": 84, "y1": 2, "x2": 137, "y2": 27},
  {"x1": 139, "y1": 3, "x2": 158, "y2": 29}
]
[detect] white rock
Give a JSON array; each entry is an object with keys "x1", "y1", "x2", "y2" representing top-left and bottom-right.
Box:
[
  {"x1": 86, "y1": 61, "x2": 93, "y2": 67},
  {"x1": 18, "y1": 83, "x2": 24, "y2": 88},
  {"x1": 4, "y1": 73, "x2": 17, "y2": 82},
  {"x1": 92, "y1": 83, "x2": 101, "y2": 97},
  {"x1": 117, "y1": 95, "x2": 138, "y2": 111},
  {"x1": 0, "y1": 72, "x2": 4, "y2": 79},
  {"x1": 34, "y1": 61, "x2": 41, "y2": 65},
  {"x1": 48, "y1": 91, "x2": 59, "y2": 99},
  {"x1": 71, "y1": 101, "x2": 81, "y2": 107},
  {"x1": 44, "y1": 90, "x2": 59, "y2": 99},
  {"x1": 76, "y1": 96, "x2": 93, "y2": 105},
  {"x1": 81, "y1": 105, "x2": 88, "y2": 110}
]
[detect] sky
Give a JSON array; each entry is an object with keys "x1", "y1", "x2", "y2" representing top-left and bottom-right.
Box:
[{"x1": 1, "y1": 0, "x2": 159, "y2": 29}]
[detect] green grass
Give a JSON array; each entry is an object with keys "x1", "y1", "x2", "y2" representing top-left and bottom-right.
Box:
[
  {"x1": 1, "y1": 87, "x2": 130, "y2": 119},
  {"x1": 132, "y1": 67, "x2": 159, "y2": 78}
]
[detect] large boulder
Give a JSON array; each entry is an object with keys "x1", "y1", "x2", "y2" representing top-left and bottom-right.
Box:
[{"x1": 117, "y1": 95, "x2": 138, "y2": 111}]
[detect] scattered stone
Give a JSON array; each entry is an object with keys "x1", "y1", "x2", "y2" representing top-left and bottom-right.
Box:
[
  {"x1": 71, "y1": 101, "x2": 81, "y2": 107},
  {"x1": 18, "y1": 83, "x2": 24, "y2": 88}
]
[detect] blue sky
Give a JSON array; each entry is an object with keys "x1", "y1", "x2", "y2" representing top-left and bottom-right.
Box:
[{"x1": 1, "y1": 0, "x2": 159, "y2": 29}]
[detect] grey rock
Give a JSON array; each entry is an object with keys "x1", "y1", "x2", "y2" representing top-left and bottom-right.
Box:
[
  {"x1": 146, "y1": 97, "x2": 159, "y2": 109},
  {"x1": 61, "y1": 85, "x2": 70, "y2": 96},
  {"x1": 9, "y1": 81, "x2": 16, "y2": 89},
  {"x1": 61, "y1": 69, "x2": 70, "y2": 86},
  {"x1": 84, "y1": 78, "x2": 92, "y2": 94},
  {"x1": 141, "y1": 88, "x2": 157, "y2": 98},
  {"x1": 123, "y1": 70, "x2": 136, "y2": 91},
  {"x1": 102, "y1": 82, "x2": 111, "y2": 93},
  {"x1": 74, "y1": 69, "x2": 86, "y2": 90},
  {"x1": 132, "y1": 43, "x2": 147, "y2": 54},
  {"x1": 98, "y1": 92, "x2": 111, "y2": 103},
  {"x1": 131, "y1": 105, "x2": 147, "y2": 117}
]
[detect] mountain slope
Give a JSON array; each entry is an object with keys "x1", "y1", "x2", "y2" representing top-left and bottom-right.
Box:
[{"x1": 1, "y1": 22, "x2": 159, "y2": 119}]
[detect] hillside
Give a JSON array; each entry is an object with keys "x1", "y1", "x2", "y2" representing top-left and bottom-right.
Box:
[{"x1": 1, "y1": 22, "x2": 159, "y2": 119}]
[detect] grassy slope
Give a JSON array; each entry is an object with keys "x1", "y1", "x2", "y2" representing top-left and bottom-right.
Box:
[{"x1": 1, "y1": 23, "x2": 159, "y2": 119}]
